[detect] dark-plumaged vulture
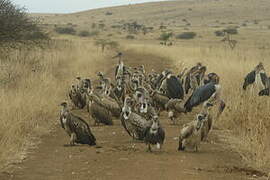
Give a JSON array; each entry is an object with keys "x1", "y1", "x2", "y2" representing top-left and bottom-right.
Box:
[
  {"x1": 243, "y1": 63, "x2": 268, "y2": 91},
  {"x1": 259, "y1": 88, "x2": 269, "y2": 96},
  {"x1": 242, "y1": 70, "x2": 256, "y2": 90},
  {"x1": 60, "y1": 102, "x2": 96, "y2": 146},
  {"x1": 204, "y1": 73, "x2": 220, "y2": 85},
  {"x1": 143, "y1": 118, "x2": 165, "y2": 152},
  {"x1": 184, "y1": 82, "x2": 218, "y2": 112},
  {"x1": 166, "y1": 75, "x2": 184, "y2": 99}
]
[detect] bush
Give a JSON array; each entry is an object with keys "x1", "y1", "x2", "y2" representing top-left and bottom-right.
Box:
[
  {"x1": 55, "y1": 27, "x2": 76, "y2": 35},
  {"x1": 105, "y1": 12, "x2": 113, "y2": 15},
  {"x1": 126, "y1": 35, "x2": 135, "y2": 39},
  {"x1": 0, "y1": 0, "x2": 49, "y2": 48},
  {"x1": 24, "y1": 31, "x2": 49, "y2": 40},
  {"x1": 176, "y1": 32, "x2": 196, "y2": 39},
  {"x1": 78, "y1": 30, "x2": 90, "y2": 37},
  {"x1": 223, "y1": 27, "x2": 238, "y2": 34},
  {"x1": 159, "y1": 32, "x2": 173, "y2": 41},
  {"x1": 214, "y1": 30, "x2": 225, "y2": 37}
]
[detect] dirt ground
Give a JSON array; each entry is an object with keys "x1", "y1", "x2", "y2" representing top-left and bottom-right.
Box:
[{"x1": 0, "y1": 50, "x2": 268, "y2": 180}]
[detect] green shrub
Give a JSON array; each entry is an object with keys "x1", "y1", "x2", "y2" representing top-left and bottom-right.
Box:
[
  {"x1": 176, "y1": 32, "x2": 196, "y2": 39},
  {"x1": 78, "y1": 30, "x2": 90, "y2": 37},
  {"x1": 223, "y1": 27, "x2": 238, "y2": 34},
  {"x1": 126, "y1": 35, "x2": 135, "y2": 39},
  {"x1": 24, "y1": 31, "x2": 49, "y2": 40},
  {"x1": 105, "y1": 12, "x2": 113, "y2": 15},
  {"x1": 214, "y1": 30, "x2": 225, "y2": 37},
  {"x1": 159, "y1": 32, "x2": 173, "y2": 41},
  {"x1": 55, "y1": 27, "x2": 76, "y2": 35},
  {"x1": 0, "y1": 0, "x2": 49, "y2": 48}
]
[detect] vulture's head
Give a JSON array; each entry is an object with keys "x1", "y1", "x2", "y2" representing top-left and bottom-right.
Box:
[
  {"x1": 60, "y1": 102, "x2": 68, "y2": 108},
  {"x1": 196, "y1": 114, "x2": 207, "y2": 130},
  {"x1": 150, "y1": 118, "x2": 159, "y2": 134}
]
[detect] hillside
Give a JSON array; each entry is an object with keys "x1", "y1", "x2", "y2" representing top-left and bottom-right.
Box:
[{"x1": 35, "y1": 0, "x2": 270, "y2": 28}]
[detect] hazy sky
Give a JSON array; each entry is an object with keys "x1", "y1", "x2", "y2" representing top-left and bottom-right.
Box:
[{"x1": 12, "y1": 0, "x2": 166, "y2": 13}]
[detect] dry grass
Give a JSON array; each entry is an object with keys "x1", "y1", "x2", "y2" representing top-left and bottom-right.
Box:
[{"x1": 0, "y1": 40, "x2": 112, "y2": 170}]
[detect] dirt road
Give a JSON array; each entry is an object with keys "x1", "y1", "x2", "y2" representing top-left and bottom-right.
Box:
[{"x1": 1, "y1": 50, "x2": 266, "y2": 180}]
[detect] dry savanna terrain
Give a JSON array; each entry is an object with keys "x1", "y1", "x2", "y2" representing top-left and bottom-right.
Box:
[{"x1": 1, "y1": 0, "x2": 270, "y2": 179}]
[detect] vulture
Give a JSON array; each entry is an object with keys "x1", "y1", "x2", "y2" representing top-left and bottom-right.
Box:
[
  {"x1": 165, "y1": 98, "x2": 186, "y2": 125},
  {"x1": 178, "y1": 113, "x2": 206, "y2": 152},
  {"x1": 184, "y1": 82, "x2": 219, "y2": 112},
  {"x1": 199, "y1": 102, "x2": 213, "y2": 141},
  {"x1": 259, "y1": 88, "x2": 270, "y2": 96},
  {"x1": 150, "y1": 90, "x2": 170, "y2": 112},
  {"x1": 243, "y1": 63, "x2": 269, "y2": 91},
  {"x1": 120, "y1": 97, "x2": 151, "y2": 140},
  {"x1": 59, "y1": 102, "x2": 96, "y2": 146},
  {"x1": 87, "y1": 93, "x2": 113, "y2": 126},
  {"x1": 144, "y1": 118, "x2": 165, "y2": 152},
  {"x1": 204, "y1": 73, "x2": 220, "y2": 85},
  {"x1": 166, "y1": 75, "x2": 184, "y2": 99},
  {"x1": 242, "y1": 70, "x2": 256, "y2": 90}
]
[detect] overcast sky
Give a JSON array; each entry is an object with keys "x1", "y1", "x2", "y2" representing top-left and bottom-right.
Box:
[{"x1": 12, "y1": 0, "x2": 166, "y2": 13}]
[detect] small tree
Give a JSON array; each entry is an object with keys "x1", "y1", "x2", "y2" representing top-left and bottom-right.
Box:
[
  {"x1": 126, "y1": 35, "x2": 135, "y2": 39},
  {"x1": 223, "y1": 27, "x2": 238, "y2": 34},
  {"x1": 95, "y1": 39, "x2": 119, "y2": 52},
  {"x1": 214, "y1": 30, "x2": 225, "y2": 37},
  {"x1": 159, "y1": 32, "x2": 173, "y2": 44},
  {"x1": 78, "y1": 30, "x2": 90, "y2": 37},
  {"x1": 0, "y1": 0, "x2": 48, "y2": 49},
  {"x1": 55, "y1": 27, "x2": 76, "y2": 35},
  {"x1": 176, "y1": 32, "x2": 197, "y2": 39}
]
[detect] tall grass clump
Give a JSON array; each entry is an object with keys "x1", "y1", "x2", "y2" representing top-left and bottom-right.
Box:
[{"x1": 0, "y1": 40, "x2": 110, "y2": 170}]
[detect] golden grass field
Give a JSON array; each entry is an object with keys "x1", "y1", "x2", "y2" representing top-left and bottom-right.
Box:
[{"x1": 1, "y1": 0, "x2": 270, "y2": 177}]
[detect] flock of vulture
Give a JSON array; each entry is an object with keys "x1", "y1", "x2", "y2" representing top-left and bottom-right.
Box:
[{"x1": 59, "y1": 53, "x2": 268, "y2": 152}]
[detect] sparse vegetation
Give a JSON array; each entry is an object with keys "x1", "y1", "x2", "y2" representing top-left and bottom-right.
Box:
[
  {"x1": 126, "y1": 35, "x2": 135, "y2": 39},
  {"x1": 105, "y1": 12, "x2": 113, "y2": 15},
  {"x1": 78, "y1": 30, "x2": 90, "y2": 37},
  {"x1": 55, "y1": 27, "x2": 76, "y2": 35},
  {"x1": 223, "y1": 27, "x2": 238, "y2": 34},
  {"x1": 215, "y1": 30, "x2": 225, "y2": 37},
  {"x1": 176, "y1": 32, "x2": 196, "y2": 39},
  {"x1": 94, "y1": 39, "x2": 119, "y2": 52},
  {"x1": 159, "y1": 32, "x2": 173, "y2": 42}
]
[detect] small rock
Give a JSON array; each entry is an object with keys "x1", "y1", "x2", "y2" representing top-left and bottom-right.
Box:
[
  {"x1": 69, "y1": 155, "x2": 72, "y2": 159},
  {"x1": 112, "y1": 132, "x2": 116, "y2": 135},
  {"x1": 173, "y1": 137, "x2": 178, "y2": 140},
  {"x1": 72, "y1": 172, "x2": 75, "y2": 175}
]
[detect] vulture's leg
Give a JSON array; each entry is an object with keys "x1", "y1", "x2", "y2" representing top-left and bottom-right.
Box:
[{"x1": 70, "y1": 133, "x2": 76, "y2": 146}]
